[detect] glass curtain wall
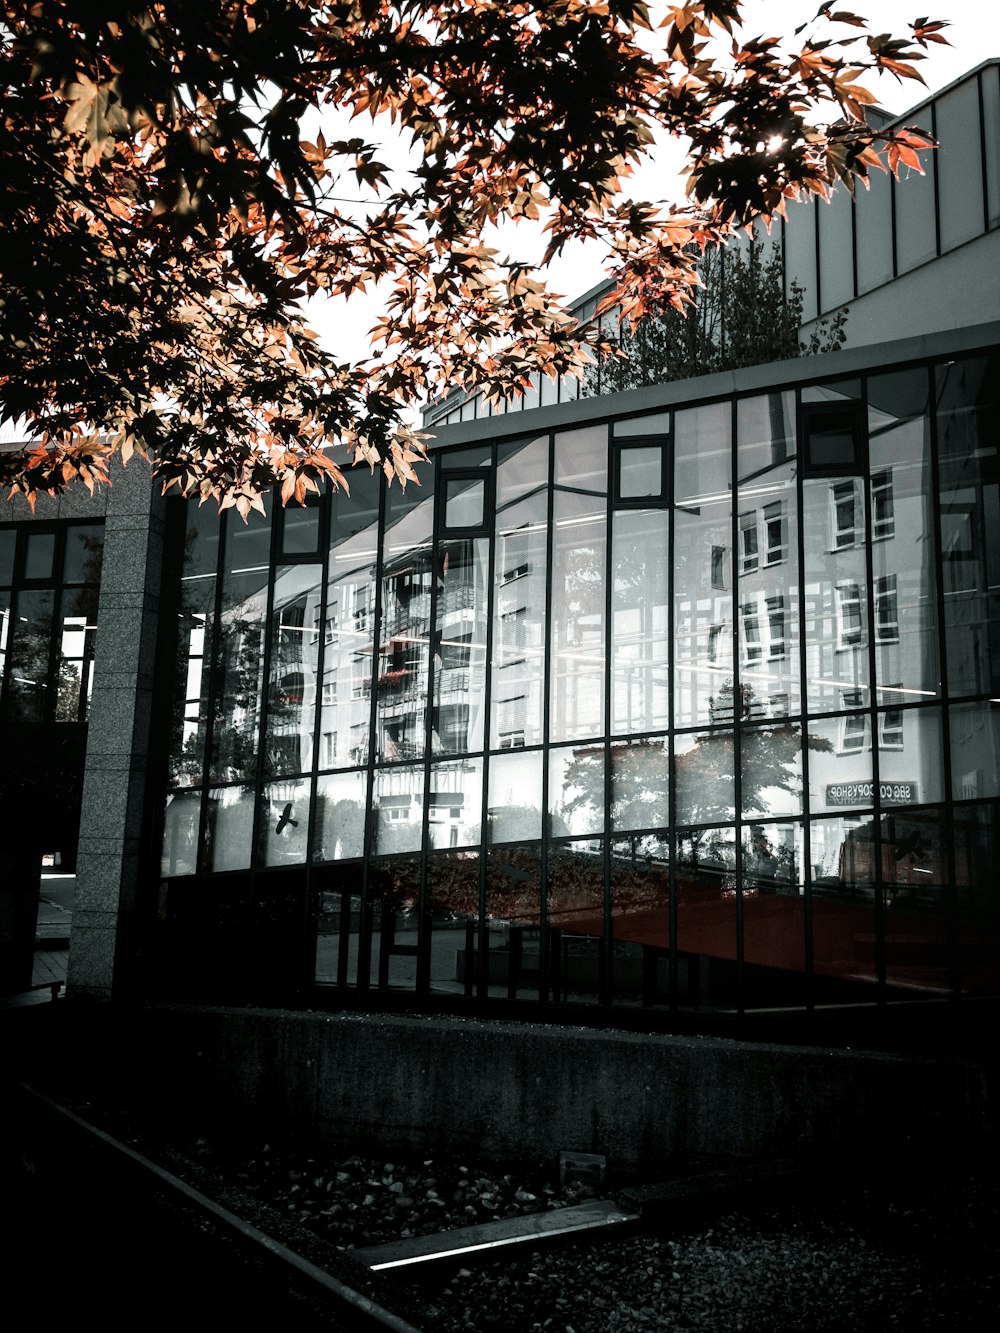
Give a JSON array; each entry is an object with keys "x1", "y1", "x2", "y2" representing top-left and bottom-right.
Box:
[{"x1": 156, "y1": 350, "x2": 1000, "y2": 1013}]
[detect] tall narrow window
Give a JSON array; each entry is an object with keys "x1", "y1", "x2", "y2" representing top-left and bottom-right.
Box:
[
  {"x1": 739, "y1": 512, "x2": 759, "y2": 573},
  {"x1": 875, "y1": 574, "x2": 899, "y2": 642},
  {"x1": 832, "y1": 482, "x2": 857, "y2": 549},
  {"x1": 741, "y1": 599, "x2": 763, "y2": 663},
  {"x1": 711, "y1": 544, "x2": 729, "y2": 590},
  {"x1": 766, "y1": 595, "x2": 787, "y2": 660},
  {"x1": 879, "y1": 706, "x2": 904, "y2": 750},
  {"x1": 840, "y1": 711, "x2": 868, "y2": 754},
  {"x1": 871, "y1": 469, "x2": 895, "y2": 541},
  {"x1": 763, "y1": 501, "x2": 787, "y2": 565},
  {"x1": 836, "y1": 580, "x2": 864, "y2": 648}
]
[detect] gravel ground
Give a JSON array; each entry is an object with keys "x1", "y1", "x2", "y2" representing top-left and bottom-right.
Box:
[{"x1": 176, "y1": 1135, "x2": 999, "y2": 1332}]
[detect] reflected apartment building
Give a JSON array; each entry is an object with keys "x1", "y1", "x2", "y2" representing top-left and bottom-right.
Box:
[{"x1": 1, "y1": 62, "x2": 999, "y2": 1019}]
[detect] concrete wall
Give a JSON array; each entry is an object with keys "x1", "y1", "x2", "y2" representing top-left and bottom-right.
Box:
[{"x1": 51, "y1": 1004, "x2": 994, "y2": 1175}]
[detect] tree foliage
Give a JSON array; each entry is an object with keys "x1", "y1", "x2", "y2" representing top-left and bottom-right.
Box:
[
  {"x1": 591, "y1": 239, "x2": 849, "y2": 394},
  {"x1": 0, "y1": 2, "x2": 946, "y2": 511}
]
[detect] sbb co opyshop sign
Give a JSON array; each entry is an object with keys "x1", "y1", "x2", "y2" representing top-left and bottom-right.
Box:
[{"x1": 826, "y1": 781, "x2": 918, "y2": 806}]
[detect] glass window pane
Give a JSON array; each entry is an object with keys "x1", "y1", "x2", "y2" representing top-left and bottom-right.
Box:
[
  {"x1": 554, "y1": 424, "x2": 607, "y2": 493},
  {"x1": 737, "y1": 392, "x2": 795, "y2": 480},
  {"x1": 377, "y1": 487, "x2": 434, "y2": 762},
  {"x1": 323, "y1": 471, "x2": 380, "y2": 772},
  {"x1": 936, "y1": 354, "x2": 1000, "y2": 697},
  {"x1": 878, "y1": 706, "x2": 943, "y2": 805},
  {"x1": 63, "y1": 525, "x2": 104, "y2": 583},
  {"x1": 854, "y1": 165, "x2": 894, "y2": 293},
  {"x1": 549, "y1": 744, "x2": 604, "y2": 837},
  {"x1": 0, "y1": 529, "x2": 14, "y2": 585},
  {"x1": 282, "y1": 502, "x2": 320, "y2": 555},
  {"x1": 867, "y1": 368, "x2": 940, "y2": 700},
  {"x1": 808, "y1": 712, "x2": 873, "y2": 814},
  {"x1": 881, "y1": 806, "x2": 951, "y2": 996},
  {"x1": 5, "y1": 588, "x2": 53, "y2": 722},
  {"x1": 549, "y1": 839, "x2": 605, "y2": 1004},
  {"x1": 204, "y1": 784, "x2": 255, "y2": 872},
  {"x1": 612, "y1": 509, "x2": 669, "y2": 734},
  {"x1": 894, "y1": 156, "x2": 937, "y2": 274},
  {"x1": 497, "y1": 435, "x2": 548, "y2": 509},
  {"x1": 427, "y1": 849, "x2": 481, "y2": 993},
  {"x1": 738, "y1": 459, "x2": 799, "y2": 717},
  {"x1": 676, "y1": 826, "x2": 738, "y2": 983},
  {"x1": 675, "y1": 729, "x2": 736, "y2": 826},
  {"x1": 674, "y1": 401, "x2": 731, "y2": 505},
  {"x1": 429, "y1": 758, "x2": 482, "y2": 849},
  {"x1": 803, "y1": 476, "x2": 869, "y2": 714},
  {"x1": 167, "y1": 505, "x2": 219, "y2": 787},
  {"x1": 434, "y1": 537, "x2": 488, "y2": 754},
  {"x1": 809, "y1": 814, "x2": 877, "y2": 996},
  {"x1": 485, "y1": 845, "x2": 542, "y2": 999},
  {"x1": 24, "y1": 531, "x2": 55, "y2": 581},
  {"x1": 950, "y1": 700, "x2": 1000, "y2": 801},
  {"x1": 953, "y1": 802, "x2": 1000, "y2": 995},
  {"x1": 936, "y1": 79, "x2": 985, "y2": 253},
  {"x1": 616, "y1": 410, "x2": 671, "y2": 439},
  {"x1": 609, "y1": 738, "x2": 669, "y2": 832},
  {"x1": 373, "y1": 763, "x2": 424, "y2": 855},
  {"x1": 260, "y1": 777, "x2": 310, "y2": 867},
  {"x1": 367, "y1": 854, "x2": 421, "y2": 988},
  {"x1": 488, "y1": 749, "x2": 543, "y2": 843},
  {"x1": 611, "y1": 834, "x2": 670, "y2": 1004},
  {"x1": 315, "y1": 770, "x2": 367, "y2": 860},
  {"x1": 673, "y1": 497, "x2": 732, "y2": 729},
  {"x1": 264, "y1": 565, "x2": 322, "y2": 777},
  {"x1": 445, "y1": 477, "x2": 485, "y2": 528},
  {"x1": 741, "y1": 721, "x2": 803, "y2": 819},
  {"x1": 492, "y1": 491, "x2": 547, "y2": 750},
  {"x1": 618, "y1": 446, "x2": 663, "y2": 499},
  {"x1": 742, "y1": 821, "x2": 806, "y2": 1009},
  {"x1": 161, "y1": 790, "x2": 201, "y2": 877},
  {"x1": 209, "y1": 511, "x2": 271, "y2": 782},
  {"x1": 550, "y1": 489, "x2": 606, "y2": 742},
  {"x1": 817, "y1": 184, "x2": 854, "y2": 311}
]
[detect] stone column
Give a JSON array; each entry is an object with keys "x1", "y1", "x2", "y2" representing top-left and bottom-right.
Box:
[{"x1": 67, "y1": 461, "x2": 165, "y2": 999}]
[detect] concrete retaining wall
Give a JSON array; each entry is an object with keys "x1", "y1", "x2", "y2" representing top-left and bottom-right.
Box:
[{"x1": 44, "y1": 1004, "x2": 994, "y2": 1174}]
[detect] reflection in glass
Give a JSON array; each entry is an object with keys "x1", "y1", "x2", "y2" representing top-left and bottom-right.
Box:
[
  {"x1": 488, "y1": 748, "x2": 543, "y2": 843},
  {"x1": 611, "y1": 835, "x2": 670, "y2": 1002},
  {"x1": 548, "y1": 838, "x2": 605, "y2": 1002},
  {"x1": 314, "y1": 872, "x2": 362, "y2": 987},
  {"x1": 737, "y1": 460, "x2": 799, "y2": 716},
  {"x1": 550, "y1": 490, "x2": 606, "y2": 742},
  {"x1": 428, "y1": 758, "x2": 482, "y2": 849},
  {"x1": 428, "y1": 849, "x2": 481, "y2": 993},
  {"x1": 260, "y1": 777, "x2": 310, "y2": 867},
  {"x1": 377, "y1": 485, "x2": 434, "y2": 761},
  {"x1": 204, "y1": 785, "x2": 255, "y2": 872},
  {"x1": 937, "y1": 354, "x2": 1000, "y2": 698},
  {"x1": 445, "y1": 477, "x2": 485, "y2": 528},
  {"x1": 740, "y1": 721, "x2": 803, "y2": 819},
  {"x1": 612, "y1": 509, "x2": 668, "y2": 733},
  {"x1": 315, "y1": 770, "x2": 367, "y2": 860},
  {"x1": 0, "y1": 529, "x2": 14, "y2": 585},
  {"x1": 5, "y1": 589, "x2": 53, "y2": 722},
  {"x1": 264, "y1": 565, "x2": 322, "y2": 777},
  {"x1": 63, "y1": 525, "x2": 104, "y2": 583},
  {"x1": 549, "y1": 744, "x2": 604, "y2": 837},
  {"x1": 322, "y1": 471, "x2": 380, "y2": 771},
  {"x1": 55, "y1": 605, "x2": 98, "y2": 722},
  {"x1": 675, "y1": 729, "x2": 736, "y2": 826},
  {"x1": 161, "y1": 791, "x2": 201, "y2": 876},
  {"x1": 434, "y1": 538, "x2": 487, "y2": 754},
  {"x1": 675, "y1": 825, "x2": 737, "y2": 975},
  {"x1": 950, "y1": 701, "x2": 1000, "y2": 801},
  {"x1": 169, "y1": 505, "x2": 220, "y2": 786},
  {"x1": 368, "y1": 855, "x2": 422, "y2": 989},
  {"x1": 609, "y1": 738, "x2": 669, "y2": 832},
  {"x1": 737, "y1": 392, "x2": 795, "y2": 481},
  {"x1": 881, "y1": 806, "x2": 951, "y2": 995},
  {"x1": 24, "y1": 531, "x2": 55, "y2": 581},
  {"x1": 808, "y1": 712, "x2": 873, "y2": 814},
  {"x1": 282, "y1": 502, "x2": 320, "y2": 554},
  {"x1": 868, "y1": 369, "x2": 940, "y2": 700},
  {"x1": 742, "y1": 821, "x2": 806, "y2": 1008},
  {"x1": 485, "y1": 845, "x2": 542, "y2": 999},
  {"x1": 618, "y1": 446, "x2": 663, "y2": 499},
  {"x1": 554, "y1": 423, "x2": 608, "y2": 492},
  {"x1": 492, "y1": 491, "x2": 547, "y2": 749},
  {"x1": 497, "y1": 435, "x2": 548, "y2": 508},
  {"x1": 953, "y1": 803, "x2": 1000, "y2": 995},
  {"x1": 809, "y1": 813, "x2": 877, "y2": 994},
  {"x1": 373, "y1": 763, "x2": 424, "y2": 855},
  {"x1": 803, "y1": 475, "x2": 869, "y2": 713},
  {"x1": 210, "y1": 512, "x2": 271, "y2": 782}
]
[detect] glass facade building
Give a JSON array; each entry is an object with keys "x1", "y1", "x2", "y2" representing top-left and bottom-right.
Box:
[{"x1": 153, "y1": 343, "x2": 1000, "y2": 1014}]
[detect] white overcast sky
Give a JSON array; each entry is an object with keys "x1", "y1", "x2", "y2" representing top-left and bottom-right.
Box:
[{"x1": 309, "y1": 0, "x2": 1000, "y2": 366}]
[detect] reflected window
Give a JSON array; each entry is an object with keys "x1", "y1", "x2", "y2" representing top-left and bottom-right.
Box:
[
  {"x1": 879, "y1": 706, "x2": 904, "y2": 751},
  {"x1": 445, "y1": 477, "x2": 487, "y2": 530},
  {"x1": 872, "y1": 470, "x2": 895, "y2": 540},
  {"x1": 840, "y1": 709, "x2": 868, "y2": 755},
  {"x1": 832, "y1": 482, "x2": 858, "y2": 548},
  {"x1": 875, "y1": 575, "x2": 899, "y2": 643},
  {"x1": 836, "y1": 581, "x2": 864, "y2": 648},
  {"x1": 763, "y1": 502, "x2": 787, "y2": 565},
  {"x1": 803, "y1": 401, "x2": 863, "y2": 474},
  {"x1": 739, "y1": 512, "x2": 759, "y2": 573},
  {"x1": 617, "y1": 444, "x2": 665, "y2": 501}
]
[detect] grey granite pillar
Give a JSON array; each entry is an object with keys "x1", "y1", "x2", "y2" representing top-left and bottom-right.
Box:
[{"x1": 67, "y1": 460, "x2": 165, "y2": 998}]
